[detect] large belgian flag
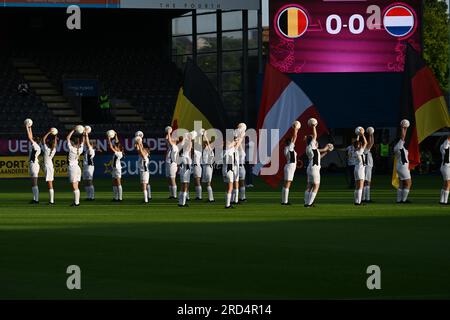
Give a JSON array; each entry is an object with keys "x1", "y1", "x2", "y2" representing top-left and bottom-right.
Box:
[
  {"x1": 392, "y1": 44, "x2": 450, "y2": 188},
  {"x1": 171, "y1": 59, "x2": 229, "y2": 132}
]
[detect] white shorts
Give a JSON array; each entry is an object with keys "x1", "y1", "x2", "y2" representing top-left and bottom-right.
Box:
[
  {"x1": 193, "y1": 164, "x2": 202, "y2": 179},
  {"x1": 112, "y1": 168, "x2": 122, "y2": 179},
  {"x1": 284, "y1": 163, "x2": 296, "y2": 182},
  {"x1": 44, "y1": 164, "x2": 54, "y2": 182},
  {"x1": 179, "y1": 165, "x2": 191, "y2": 183},
  {"x1": 223, "y1": 169, "x2": 237, "y2": 184},
  {"x1": 441, "y1": 165, "x2": 450, "y2": 181},
  {"x1": 202, "y1": 165, "x2": 213, "y2": 183},
  {"x1": 354, "y1": 165, "x2": 366, "y2": 181},
  {"x1": 83, "y1": 166, "x2": 95, "y2": 181},
  {"x1": 140, "y1": 171, "x2": 150, "y2": 184},
  {"x1": 397, "y1": 165, "x2": 411, "y2": 181},
  {"x1": 365, "y1": 166, "x2": 373, "y2": 182},
  {"x1": 68, "y1": 165, "x2": 82, "y2": 183},
  {"x1": 239, "y1": 165, "x2": 246, "y2": 181},
  {"x1": 307, "y1": 165, "x2": 321, "y2": 184},
  {"x1": 165, "y1": 162, "x2": 178, "y2": 178},
  {"x1": 29, "y1": 162, "x2": 40, "y2": 178}
]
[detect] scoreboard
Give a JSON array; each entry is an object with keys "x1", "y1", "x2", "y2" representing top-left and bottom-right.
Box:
[{"x1": 270, "y1": 0, "x2": 422, "y2": 73}]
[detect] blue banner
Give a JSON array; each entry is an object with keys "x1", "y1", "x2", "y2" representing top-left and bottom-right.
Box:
[{"x1": 93, "y1": 155, "x2": 166, "y2": 178}]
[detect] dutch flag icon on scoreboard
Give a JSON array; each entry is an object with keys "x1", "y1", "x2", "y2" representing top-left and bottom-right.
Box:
[{"x1": 383, "y1": 5, "x2": 415, "y2": 38}]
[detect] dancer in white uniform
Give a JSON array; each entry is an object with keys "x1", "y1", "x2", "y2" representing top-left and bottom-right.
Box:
[
  {"x1": 26, "y1": 125, "x2": 41, "y2": 204},
  {"x1": 238, "y1": 143, "x2": 247, "y2": 202},
  {"x1": 108, "y1": 133, "x2": 124, "y2": 202},
  {"x1": 67, "y1": 128, "x2": 84, "y2": 206},
  {"x1": 363, "y1": 130, "x2": 375, "y2": 203},
  {"x1": 136, "y1": 138, "x2": 151, "y2": 203},
  {"x1": 393, "y1": 124, "x2": 412, "y2": 204},
  {"x1": 42, "y1": 129, "x2": 57, "y2": 204},
  {"x1": 202, "y1": 132, "x2": 215, "y2": 202},
  {"x1": 439, "y1": 134, "x2": 450, "y2": 205},
  {"x1": 192, "y1": 135, "x2": 203, "y2": 201},
  {"x1": 281, "y1": 125, "x2": 299, "y2": 205},
  {"x1": 178, "y1": 134, "x2": 192, "y2": 207},
  {"x1": 304, "y1": 122, "x2": 333, "y2": 208},
  {"x1": 165, "y1": 127, "x2": 179, "y2": 199},
  {"x1": 223, "y1": 134, "x2": 243, "y2": 209},
  {"x1": 353, "y1": 128, "x2": 368, "y2": 205},
  {"x1": 83, "y1": 131, "x2": 96, "y2": 201}
]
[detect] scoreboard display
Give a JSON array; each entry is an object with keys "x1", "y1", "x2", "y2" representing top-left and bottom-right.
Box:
[{"x1": 270, "y1": 0, "x2": 422, "y2": 73}]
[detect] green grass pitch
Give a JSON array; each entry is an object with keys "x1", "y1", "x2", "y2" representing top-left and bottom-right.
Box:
[{"x1": 0, "y1": 174, "x2": 449, "y2": 299}]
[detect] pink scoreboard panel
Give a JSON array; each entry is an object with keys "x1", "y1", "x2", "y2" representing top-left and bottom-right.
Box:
[{"x1": 270, "y1": 0, "x2": 422, "y2": 73}]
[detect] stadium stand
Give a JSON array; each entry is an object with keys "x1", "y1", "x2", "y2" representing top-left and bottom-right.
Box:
[
  {"x1": 1, "y1": 47, "x2": 182, "y2": 137},
  {"x1": 0, "y1": 52, "x2": 61, "y2": 136}
]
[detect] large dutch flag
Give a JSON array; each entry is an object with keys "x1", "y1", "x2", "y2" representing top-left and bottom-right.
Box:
[
  {"x1": 383, "y1": 6, "x2": 415, "y2": 38},
  {"x1": 253, "y1": 64, "x2": 328, "y2": 188}
]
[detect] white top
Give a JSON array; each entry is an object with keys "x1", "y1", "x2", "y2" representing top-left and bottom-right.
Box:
[
  {"x1": 233, "y1": 147, "x2": 240, "y2": 167},
  {"x1": 353, "y1": 148, "x2": 365, "y2": 167},
  {"x1": 29, "y1": 142, "x2": 41, "y2": 164},
  {"x1": 347, "y1": 145, "x2": 358, "y2": 165},
  {"x1": 112, "y1": 151, "x2": 123, "y2": 171},
  {"x1": 364, "y1": 148, "x2": 373, "y2": 167},
  {"x1": 166, "y1": 144, "x2": 179, "y2": 164},
  {"x1": 202, "y1": 148, "x2": 214, "y2": 166},
  {"x1": 193, "y1": 149, "x2": 202, "y2": 166},
  {"x1": 394, "y1": 140, "x2": 409, "y2": 166},
  {"x1": 284, "y1": 142, "x2": 297, "y2": 166},
  {"x1": 440, "y1": 140, "x2": 450, "y2": 166},
  {"x1": 83, "y1": 146, "x2": 95, "y2": 167},
  {"x1": 223, "y1": 147, "x2": 235, "y2": 166},
  {"x1": 238, "y1": 147, "x2": 246, "y2": 166},
  {"x1": 179, "y1": 141, "x2": 192, "y2": 166},
  {"x1": 306, "y1": 140, "x2": 320, "y2": 168},
  {"x1": 42, "y1": 144, "x2": 56, "y2": 167},
  {"x1": 139, "y1": 154, "x2": 150, "y2": 172},
  {"x1": 68, "y1": 143, "x2": 83, "y2": 167}
]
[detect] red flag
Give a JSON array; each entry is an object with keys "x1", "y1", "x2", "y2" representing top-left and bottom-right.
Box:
[{"x1": 253, "y1": 64, "x2": 328, "y2": 188}]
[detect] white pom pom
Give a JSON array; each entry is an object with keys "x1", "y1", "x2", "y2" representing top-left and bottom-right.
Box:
[
  {"x1": 401, "y1": 119, "x2": 410, "y2": 128},
  {"x1": 134, "y1": 136, "x2": 143, "y2": 144},
  {"x1": 85, "y1": 125, "x2": 92, "y2": 134},
  {"x1": 106, "y1": 130, "x2": 116, "y2": 139},
  {"x1": 190, "y1": 131, "x2": 198, "y2": 140},
  {"x1": 367, "y1": 127, "x2": 375, "y2": 135},
  {"x1": 165, "y1": 126, "x2": 172, "y2": 133},
  {"x1": 355, "y1": 126, "x2": 363, "y2": 135},
  {"x1": 75, "y1": 125, "x2": 85, "y2": 135},
  {"x1": 327, "y1": 143, "x2": 334, "y2": 152},
  {"x1": 24, "y1": 119, "x2": 33, "y2": 127},
  {"x1": 292, "y1": 121, "x2": 301, "y2": 130},
  {"x1": 50, "y1": 128, "x2": 58, "y2": 136},
  {"x1": 135, "y1": 131, "x2": 144, "y2": 138},
  {"x1": 238, "y1": 123, "x2": 247, "y2": 132},
  {"x1": 308, "y1": 118, "x2": 318, "y2": 127}
]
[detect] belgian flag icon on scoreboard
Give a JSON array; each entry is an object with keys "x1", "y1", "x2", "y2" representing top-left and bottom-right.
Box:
[{"x1": 278, "y1": 7, "x2": 309, "y2": 39}]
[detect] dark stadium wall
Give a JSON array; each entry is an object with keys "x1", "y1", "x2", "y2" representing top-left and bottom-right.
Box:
[
  {"x1": 0, "y1": 8, "x2": 180, "y2": 55},
  {"x1": 256, "y1": 72, "x2": 403, "y2": 129}
]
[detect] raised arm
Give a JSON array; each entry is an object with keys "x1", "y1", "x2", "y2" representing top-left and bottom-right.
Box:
[
  {"x1": 311, "y1": 124, "x2": 318, "y2": 142},
  {"x1": 165, "y1": 129, "x2": 176, "y2": 146},
  {"x1": 107, "y1": 136, "x2": 116, "y2": 153},
  {"x1": 26, "y1": 126, "x2": 34, "y2": 143},
  {"x1": 42, "y1": 130, "x2": 52, "y2": 146},
  {"x1": 66, "y1": 129, "x2": 75, "y2": 147},
  {"x1": 360, "y1": 132, "x2": 368, "y2": 150},
  {"x1": 291, "y1": 127, "x2": 299, "y2": 145},
  {"x1": 400, "y1": 127, "x2": 407, "y2": 141},
  {"x1": 367, "y1": 132, "x2": 375, "y2": 150},
  {"x1": 84, "y1": 132, "x2": 92, "y2": 149}
]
